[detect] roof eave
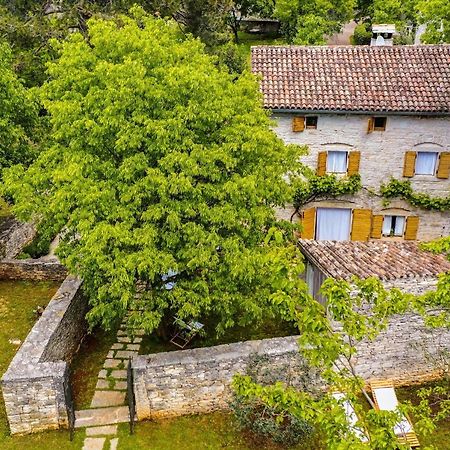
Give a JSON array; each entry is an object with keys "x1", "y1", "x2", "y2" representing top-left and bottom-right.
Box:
[{"x1": 267, "y1": 108, "x2": 450, "y2": 117}]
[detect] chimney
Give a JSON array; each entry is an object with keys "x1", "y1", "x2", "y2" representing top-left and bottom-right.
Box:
[{"x1": 371, "y1": 24, "x2": 396, "y2": 46}]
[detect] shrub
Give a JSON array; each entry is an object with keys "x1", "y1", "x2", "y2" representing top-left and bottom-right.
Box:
[
  {"x1": 230, "y1": 394, "x2": 314, "y2": 447},
  {"x1": 351, "y1": 22, "x2": 372, "y2": 45}
]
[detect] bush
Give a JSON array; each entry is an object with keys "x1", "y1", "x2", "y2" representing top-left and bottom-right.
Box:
[
  {"x1": 351, "y1": 22, "x2": 372, "y2": 45},
  {"x1": 230, "y1": 394, "x2": 314, "y2": 447}
]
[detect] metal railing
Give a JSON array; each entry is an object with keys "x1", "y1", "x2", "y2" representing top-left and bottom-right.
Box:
[{"x1": 127, "y1": 357, "x2": 136, "y2": 435}]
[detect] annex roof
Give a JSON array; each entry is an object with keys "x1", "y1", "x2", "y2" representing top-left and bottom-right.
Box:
[
  {"x1": 298, "y1": 239, "x2": 450, "y2": 281},
  {"x1": 251, "y1": 45, "x2": 450, "y2": 114}
]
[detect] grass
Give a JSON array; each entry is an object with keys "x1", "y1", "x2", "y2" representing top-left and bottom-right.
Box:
[
  {"x1": 69, "y1": 326, "x2": 118, "y2": 410},
  {"x1": 139, "y1": 315, "x2": 298, "y2": 356},
  {"x1": 397, "y1": 381, "x2": 450, "y2": 449},
  {"x1": 0, "y1": 280, "x2": 84, "y2": 449},
  {"x1": 117, "y1": 412, "x2": 322, "y2": 450}
]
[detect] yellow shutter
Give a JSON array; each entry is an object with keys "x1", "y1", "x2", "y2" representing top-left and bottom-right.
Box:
[
  {"x1": 404, "y1": 216, "x2": 419, "y2": 240},
  {"x1": 351, "y1": 209, "x2": 372, "y2": 241},
  {"x1": 367, "y1": 118, "x2": 375, "y2": 133},
  {"x1": 403, "y1": 151, "x2": 417, "y2": 177},
  {"x1": 317, "y1": 152, "x2": 327, "y2": 176},
  {"x1": 299, "y1": 208, "x2": 316, "y2": 239},
  {"x1": 347, "y1": 151, "x2": 361, "y2": 176},
  {"x1": 292, "y1": 116, "x2": 305, "y2": 132},
  {"x1": 437, "y1": 152, "x2": 450, "y2": 179},
  {"x1": 371, "y1": 215, "x2": 383, "y2": 239}
]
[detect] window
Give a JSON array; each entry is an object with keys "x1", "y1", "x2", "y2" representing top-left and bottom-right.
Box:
[
  {"x1": 382, "y1": 215, "x2": 405, "y2": 237},
  {"x1": 305, "y1": 116, "x2": 318, "y2": 129},
  {"x1": 316, "y1": 208, "x2": 352, "y2": 241},
  {"x1": 327, "y1": 151, "x2": 348, "y2": 173},
  {"x1": 415, "y1": 152, "x2": 438, "y2": 175},
  {"x1": 373, "y1": 117, "x2": 386, "y2": 131}
]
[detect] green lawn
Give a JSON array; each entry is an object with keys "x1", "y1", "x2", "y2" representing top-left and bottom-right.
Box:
[
  {"x1": 70, "y1": 326, "x2": 118, "y2": 410},
  {"x1": 397, "y1": 382, "x2": 450, "y2": 449},
  {"x1": 117, "y1": 412, "x2": 322, "y2": 450},
  {"x1": 0, "y1": 280, "x2": 84, "y2": 449},
  {"x1": 139, "y1": 315, "x2": 297, "y2": 356}
]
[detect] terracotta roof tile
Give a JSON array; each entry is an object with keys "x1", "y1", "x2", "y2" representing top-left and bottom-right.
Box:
[
  {"x1": 298, "y1": 240, "x2": 450, "y2": 281},
  {"x1": 251, "y1": 45, "x2": 450, "y2": 114}
]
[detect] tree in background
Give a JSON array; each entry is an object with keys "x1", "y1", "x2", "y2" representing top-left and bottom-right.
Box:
[
  {"x1": 3, "y1": 8, "x2": 306, "y2": 335},
  {"x1": 0, "y1": 42, "x2": 38, "y2": 173}
]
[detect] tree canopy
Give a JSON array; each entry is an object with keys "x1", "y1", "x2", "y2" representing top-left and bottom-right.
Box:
[
  {"x1": 3, "y1": 9, "x2": 305, "y2": 334},
  {"x1": 0, "y1": 42, "x2": 38, "y2": 172}
]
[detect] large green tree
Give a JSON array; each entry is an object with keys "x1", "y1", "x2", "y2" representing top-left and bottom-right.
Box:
[
  {"x1": 0, "y1": 42, "x2": 38, "y2": 172},
  {"x1": 3, "y1": 8, "x2": 305, "y2": 334}
]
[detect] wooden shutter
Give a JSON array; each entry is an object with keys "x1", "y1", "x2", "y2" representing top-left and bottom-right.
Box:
[
  {"x1": 292, "y1": 116, "x2": 305, "y2": 132},
  {"x1": 317, "y1": 152, "x2": 327, "y2": 176},
  {"x1": 437, "y1": 152, "x2": 450, "y2": 179},
  {"x1": 371, "y1": 215, "x2": 383, "y2": 239},
  {"x1": 347, "y1": 151, "x2": 361, "y2": 176},
  {"x1": 300, "y1": 208, "x2": 316, "y2": 239},
  {"x1": 367, "y1": 118, "x2": 375, "y2": 133},
  {"x1": 404, "y1": 216, "x2": 419, "y2": 240},
  {"x1": 403, "y1": 151, "x2": 417, "y2": 177},
  {"x1": 351, "y1": 209, "x2": 372, "y2": 241}
]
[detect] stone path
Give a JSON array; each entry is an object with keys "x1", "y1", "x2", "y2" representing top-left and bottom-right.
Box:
[{"x1": 77, "y1": 320, "x2": 144, "y2": 450}]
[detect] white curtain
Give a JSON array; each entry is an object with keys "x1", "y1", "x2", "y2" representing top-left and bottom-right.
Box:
[
  {"x1": 327, "y1": 151, "x2": 347, "y2": 173},
  {"x1": 415, "y1": 152, "x2": 437, "y2": 175},
  {"x1": 316, "y1": 208, "x2": 351, "y2": 241},
  {"x1": 382, "y1": 216, "x2": 405, "y2": 236}
]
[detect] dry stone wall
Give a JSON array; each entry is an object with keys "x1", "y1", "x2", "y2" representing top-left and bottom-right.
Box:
[
  {"x1": 133, "y1": 336, "x2": 318, "y2": 420},
  {"x1": 1, "y1": 276, "x2": 88, "y2": 434},
  {"x1": 0, "y1": 258, "x2": 67, "y2": 281}
]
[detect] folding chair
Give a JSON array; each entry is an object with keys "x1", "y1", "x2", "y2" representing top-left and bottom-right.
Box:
[
  {"x1": 332, "y1": 392, "x2": 369, "y2": 443},
  {"x1": 370, "y1": 380, "x2": 420, "y2": 448}
]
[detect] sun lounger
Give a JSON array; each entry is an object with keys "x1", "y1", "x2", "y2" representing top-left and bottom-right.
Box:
[
  {"x1": 370, "y1": 380, "x2": 420, "y2": 448},
  {"x1": 332, "y1": 392, "x2": 369, "y2": 443}
]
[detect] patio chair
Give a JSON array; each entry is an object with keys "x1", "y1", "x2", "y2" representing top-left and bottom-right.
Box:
[
  {"x1": 370, "y1": 380, "x2": 420, "y2": 448},
  {"x1": 170, "y1": 316, "x2": 204, "y2": 349},
  {"x1": 332, "y1": 392, "x2": 369, "y2": 443}
]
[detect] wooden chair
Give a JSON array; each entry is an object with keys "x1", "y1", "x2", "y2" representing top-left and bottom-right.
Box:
[
  {"x1": 332, "y1": 392, "x2": 369, "y2": 443},
  {"x1": 370, "y1": 380, "x2": 420, "y2": 448},
  {"x1": 170, "y1": 317, "x2": 204, "y2": 349}
]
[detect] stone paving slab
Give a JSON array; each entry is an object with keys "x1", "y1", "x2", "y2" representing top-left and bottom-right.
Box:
[
  {"x1": 126, "y1": 344, "x2": 140, "y2": 351},
  {"x1": 82, "y1": 437, "x2": 106, "y2": 450},
  {"x1": 91, "y1": 390, "x2": 126, "y2": 408},
  {"x1": 117, "y1": 337, "x2": 131, "y2": 343},
  {"x1": 110, "y1": 437, "x2": 119, "y2": 450},
  {"x1": 103, "y1": 359, "x2": 123, "y2": 369},
  {"x1": 112, "y1": 380, "x2": 127, "y2": 390},
  {"x1": 115, "y1": 350, "x2": 138, "y2": 359},
  {"x1": 86, "y1": 425, "x2": 118, "y2": 436},
  {"x1": 75, "y1": 406, "x2": 130, "y2": 428},
  {"x1": 98, "y1": 369, "x2": 108, "y2": 379},
  {"x1": 96, "y1": 379, "x2": 110, "y2": 390},
  {"x1": 110, "y1": 370, "x2": 127, "y2": 379},
  {"x1": 111, "y1": 343, "x2": 124, "y2": 350}
]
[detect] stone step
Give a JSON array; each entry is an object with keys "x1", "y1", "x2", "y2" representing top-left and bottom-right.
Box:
[
  {"x1": 75, "y1": 406, "x2": 130, "y2": 428},
  {"x1": 91, "y1": 390, "x2": 126, "y2": 408},
  {"x1": 86, "y1": 425, "x2": 118, "y2": 436},
  {"x1": 82, "y1": 437, "x2": 106, "y2": 450}
]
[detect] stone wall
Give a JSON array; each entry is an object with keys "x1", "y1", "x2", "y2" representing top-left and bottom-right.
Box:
[
  {"x1": 133, "y1": 336, "x2": 320, "y2": 420},
  {"x1": 0, "y1": 258, "x2": 67, "y2": 281},
  {"x1": 0, "y1": 217, "x2": 36, "y2": 259},
  {"x1": 1, "y1": 276, "x2": 88, "y2": 434}
]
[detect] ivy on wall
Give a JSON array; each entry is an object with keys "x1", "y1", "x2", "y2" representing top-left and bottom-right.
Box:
[
  {"x1": 380, "y1": 179, "x2": 450, "y2": 212},
  {"x1": 293, "y1": 175, "x2": 450, "y2": 213},
  {"x1": 293, "y1": 173, "x2": 362, "y2": 209}
]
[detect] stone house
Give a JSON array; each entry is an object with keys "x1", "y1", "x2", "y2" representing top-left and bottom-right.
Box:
[
  {"x1": 298, "y1": 239, "x2": 450, "y2": 383},
  {"x1": 251, "y1": 45, "x2": 450, "y2": 241}
]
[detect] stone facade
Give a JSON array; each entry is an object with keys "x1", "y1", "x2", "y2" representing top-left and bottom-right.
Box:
[
  {"x1": 133, "y1": 336, "x2": 317, "y2": 420},
  {"x1": 273, "y1": 113, "x2": 450, "y2": 240},
  {"x1": 0, "y1": 217, "x2": 36, "y2": 259},
  {"x1": 0, "y1": 258, "x2": 67, "y2": 281},
  {"x1": 1, "y1": 276, "x2": 88, "y2": 435}
]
